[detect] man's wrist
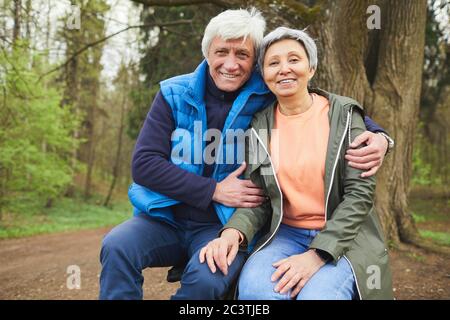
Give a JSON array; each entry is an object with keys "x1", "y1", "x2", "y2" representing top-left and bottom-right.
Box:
[
  {"x1": 212, "y1": 181, "x2": 221, "y2": 202},
  {"x1": 377, "y1": 132, "x2": 394, "y2": 154}
]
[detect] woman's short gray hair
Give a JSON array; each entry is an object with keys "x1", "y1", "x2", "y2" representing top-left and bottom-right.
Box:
[
  {"x1": 201, "y1": 8, "x2": 266, "y2": 60},
  {"x1": 258, "y1": 27, "x2": 318, "y2": 75}
]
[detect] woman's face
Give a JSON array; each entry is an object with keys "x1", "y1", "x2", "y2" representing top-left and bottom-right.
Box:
[{"x1": 263, "y1": 39, "x2": 315, "y2": 99}]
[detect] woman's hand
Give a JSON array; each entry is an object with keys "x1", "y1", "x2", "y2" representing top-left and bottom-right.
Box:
[
  {"x1": 199, "y1": 228, "x2": 243, "y2": 276},
  {"x1": 345, "y1": 131, "x2": 388, "y2": 177},
  {"x1": 272, "y1": 250, "x2": 326, "y2": 298}
]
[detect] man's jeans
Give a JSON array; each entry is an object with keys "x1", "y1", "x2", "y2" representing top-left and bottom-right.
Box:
[
  {"x1": 238, "y1": 223, "x2": 356, "y2": 300},
  {"x1": 99, "y1": 213, "x2": 246, "y2": 300}
]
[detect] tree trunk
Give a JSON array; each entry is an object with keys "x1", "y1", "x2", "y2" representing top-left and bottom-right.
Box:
[
  {"x1": 311, "y1": 0, "x2": 427, "y2": 245},
  {"x1": 25, "y1": 0, "x2": 31, "y2": 39},
  {"x1": 423, "y1": 84, "x2": 450, "y2": 191},
  {"x1": 104, "y1": 93, "x2": 127, "y2": 207},
  {"x1": 312, "y1": 0, "x2": 372, "y2": 103},
  {"x1": 63, "y1": 57, "x2": 79, "y2": 198},
  {"x1": 369, "y1": 0, "x2": 427, "y2": 244},
  {"x1": 83, "y1": 96, "x2": 97, "y2": 200},
  {"x1": 12, "y1": 0, "x2": 21, "y2": 45}
]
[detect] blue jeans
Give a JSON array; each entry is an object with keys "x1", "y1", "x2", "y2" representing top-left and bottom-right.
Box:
[
  {"x1": 99, "y1": 213, "x2": 246, "y2": 300},
  {"x1": 238, "y1": 223, "x2": 356, "y2": 300}
]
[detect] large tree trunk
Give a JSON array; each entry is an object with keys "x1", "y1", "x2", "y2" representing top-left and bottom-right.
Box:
[
  {"x1": 311, "y1": 0, "x2": 427, "y2": 245},
  {"x1": 369, "y1": 1, "x2": 427, "y2": 244},
  {"x1": 312, "y1": 0, "x2": 371, "y2": 103}
]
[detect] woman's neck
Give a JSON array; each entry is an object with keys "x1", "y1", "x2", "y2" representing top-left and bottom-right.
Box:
[{"x1": 278, "y1": 90, "x2": 313, "y2": 116}]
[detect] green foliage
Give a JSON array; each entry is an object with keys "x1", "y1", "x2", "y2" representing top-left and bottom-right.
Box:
[
  {"x1": 406, "y1": 252, "x2": 425, "y2": 262},
  {"x1": 138, "y1": 6, "x2": 216, "y2": 85},
  {"x1": 0, "y1": 44, "x2": 81, "y2": 213},
  {"x1": 127, "y1": 84, "x2": 159, "y2": 139},
  {"x1": 410, "y1": 198, "x2": 449, "y2": 223},
  {"x1": 127, "y1": 5, "x2": 221, "y2": 137},
  {"x1": 412, "y1": 213, "x2": 427, "y2": 224},
  {"x1": 412, "y1": 123, "x2": 444, "y2": 187},
  {"x1": 410, "y1": 197, "x2": 450, "y2": 248},
  {"x1": 419, "y1": 230, "x2": 450, "y2": 247},
  {"x1": 0, "y1": 195, "x2": 131, "y2": 239},
  {"x1": 415, "y1": 2, "x2": 450, "y2": 191}
]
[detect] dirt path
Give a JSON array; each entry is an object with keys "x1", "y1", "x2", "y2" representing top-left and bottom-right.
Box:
[{"x1": 0, "y1": 227, "x2": 448, "y2": 300}]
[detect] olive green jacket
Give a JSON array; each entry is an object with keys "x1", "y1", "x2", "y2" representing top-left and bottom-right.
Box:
[{"x1": 225, "y1": 88, "x2": 394, "y2": 300}]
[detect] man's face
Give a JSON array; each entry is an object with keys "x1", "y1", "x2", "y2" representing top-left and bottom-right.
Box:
[{"x1": 207, "y1": 37, "x2": 255, "y2": 92}]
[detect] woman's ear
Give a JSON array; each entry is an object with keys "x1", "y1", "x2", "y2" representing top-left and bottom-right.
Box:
[{"x1": 309, "y1": 68, "x2": 316, "y2": 81}]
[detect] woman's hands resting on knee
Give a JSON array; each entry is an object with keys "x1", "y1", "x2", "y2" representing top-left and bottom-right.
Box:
[
  {"x1": 272, "y1": 249, "x2": 327, "y2": 298},
  {"x1": 198, "y1": 228, "x2": 243, "y2": 276}
]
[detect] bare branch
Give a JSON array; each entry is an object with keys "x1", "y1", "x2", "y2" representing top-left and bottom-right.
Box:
[
  {"x1": 38, "y1": 19, "x2": 192, "y2": 81},
  {"x1": 130, "y1": 0, "x2": 230, "y2": 8}
]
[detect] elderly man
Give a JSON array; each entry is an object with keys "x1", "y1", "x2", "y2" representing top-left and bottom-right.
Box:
[{"x1": 99, "y1": 8, "x2": 392, "y2": 300}]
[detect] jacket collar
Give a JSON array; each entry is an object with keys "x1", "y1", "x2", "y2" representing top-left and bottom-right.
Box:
[
  {"x1": 250, "y1": 88, "x2": 365, "y2": 212},
  {"x1": 183, "y1": 60, "x2": 271, "y2": 110}
]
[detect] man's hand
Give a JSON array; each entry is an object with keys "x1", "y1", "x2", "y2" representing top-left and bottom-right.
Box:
[
  {"x1": 345, "y1": 131, "x2": 388, "y2": 178},
  {"x1": 199, "y1": 228, "x2": 242, "y2": 275},
  {"x1": 212, "y1": 162, "x2": 265, "y2": 208},
  {"x1": 272, "y1": 250, "x2": 326, "y2": 298}
]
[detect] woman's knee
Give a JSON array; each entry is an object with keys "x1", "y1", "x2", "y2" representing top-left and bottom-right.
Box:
[
  {"x1": 296, "y1": 259, "x2": 356, "y2": 300},
  {"x1": 237, "y1": 263, "x2": 283, "y2": 300}
]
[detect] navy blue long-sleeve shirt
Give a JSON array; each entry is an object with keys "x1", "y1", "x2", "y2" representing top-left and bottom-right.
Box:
[
  {"x1": 132, "y1": 74, "x2": 386, "y2": 223},
  {"x1": 132, "y1": 73, "x2": 242, "y2": 223}
]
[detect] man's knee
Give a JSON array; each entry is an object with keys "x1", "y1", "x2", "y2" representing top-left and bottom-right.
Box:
[
  {"x1": 100, "y1": 231, "x2": 125, "y2": 263},
  {"x1": 183, "y1": 259, "x2": 227, "y2": 290},
  {"x1": 100, "y1": 226, "x2": 140, "y2": 267},
  {"x1": 174, "y1": 255, "x2": 243, "y2": 299}
]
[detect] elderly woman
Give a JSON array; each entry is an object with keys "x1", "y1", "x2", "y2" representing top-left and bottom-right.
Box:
[{"x1": 199, "y1": 27, "x2": 393, "y2": 300}]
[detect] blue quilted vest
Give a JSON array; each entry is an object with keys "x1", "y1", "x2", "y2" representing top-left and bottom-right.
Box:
[{"x1": 128, "y1": 60, "x2": 274, "y2": 226}]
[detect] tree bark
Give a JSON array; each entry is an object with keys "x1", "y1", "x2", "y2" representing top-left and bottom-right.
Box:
[
  {"x1": 311, "y1": 0, "x2": 372, "y2": 103},
  {"x1": 104, "y1": 92, "x2": 127, "y2": 207},
  {"x1": 12, "y1": 0, "x2": 21, "y2": 46},
  {"x1": 131, "y1": 0, "x2": 229, "y2": 7},
  {"x1": 311, "y1": 0, "x2": 427, "y2": 245},
  {"x1": 63, "y1": 56, "x2": 79, "y2": 198},
  {"x1": 369, "y1": 0, "x2": 427, "y2": 244},
  {"x1": 83, "y1": 101, "x2": 96, "y2": 200}
]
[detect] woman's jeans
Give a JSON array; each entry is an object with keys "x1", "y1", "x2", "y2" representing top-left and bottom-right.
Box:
[{"x1": 238, "y1": 223, "x2": 357, "y2": 300}]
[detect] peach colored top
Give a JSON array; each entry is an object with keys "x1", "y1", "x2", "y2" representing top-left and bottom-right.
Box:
[{"x1": 270, "y1": 93, "x2": 330, "y2": 230}]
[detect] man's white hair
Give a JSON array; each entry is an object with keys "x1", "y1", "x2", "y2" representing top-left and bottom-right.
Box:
[{"x1": 201, "y1": 7, "x2": 266, "y2": 60}]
